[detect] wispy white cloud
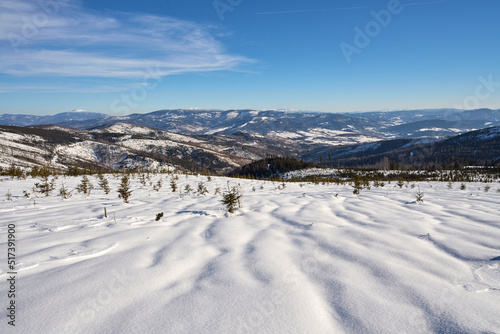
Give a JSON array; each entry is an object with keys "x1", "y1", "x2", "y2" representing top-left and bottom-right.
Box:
[
  {"x1": 255, "y1": 5, "x2": 377, "y2": 15},
  {"x1": 255, "y1": 0, "x2": 447, "y2": 15},
  {"x1": 405, "y1": 0, "x2": 448, "y2": 6},
  {"x1": 0, "y1": 0, "x2": 252, "y2": 91}
]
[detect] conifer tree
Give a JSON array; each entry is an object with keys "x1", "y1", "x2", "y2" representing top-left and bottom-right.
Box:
[
  {"x1": 97, "y1": 174, "x2": 111, "y2": 194},
  {"x1": 170, "y1": 179, "x2": 177, "y2": 192},
  {"x1": 118, "y1": 174, "x2": 132, "y2": 203},
  {"x1": 77, "y1": 175, "x2": 93, "y2": 196},
  {"x1": 221, "y1": 183, "x2": 242, "y2": 213},
  {"x1": 34, "y1": 176, "x2": 56, "y2": 197},
  {"x1": 59, "y1": 181, "x2": 72, "y2": 199}
]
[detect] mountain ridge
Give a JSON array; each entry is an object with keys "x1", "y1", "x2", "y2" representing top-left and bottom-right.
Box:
[
  {"x1": 2, "y1": 108, "x2": 499, "y2": 137},
  {"x1": 1, "y1": 121, "x2": 499, "y2": 173}
]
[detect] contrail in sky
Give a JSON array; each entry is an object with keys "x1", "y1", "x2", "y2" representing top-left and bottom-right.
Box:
[{"x1": 255, "y1": 0, "x2": 447, "y2": 15}]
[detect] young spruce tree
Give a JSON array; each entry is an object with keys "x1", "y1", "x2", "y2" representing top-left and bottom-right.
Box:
[
  {"x1": 97, "y1": 174, "x2": 111, "y2": 194},
  {"x1": 221, "y1": 183, "x2": 242, "y2": 213},
  {"x1": 76, "y1": 175, "x2": 93, "y2": 196},
  {"x1": 118, "y1": 174, "x2": 132, "y2": 203}
]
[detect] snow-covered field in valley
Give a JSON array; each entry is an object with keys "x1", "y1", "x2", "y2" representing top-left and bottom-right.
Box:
[{"x1": 1, "y1": 174, "x2": 500, "y2": 333}]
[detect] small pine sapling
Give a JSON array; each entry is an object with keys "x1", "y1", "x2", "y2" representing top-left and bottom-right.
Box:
[
  {"x1": 170, "y1": 179, "x2": 178, "y2": 192},
  {"x1": 139, "y1": 173, "x2": 147, "y2": 187},
  {"x1": 34, "y1": 176, "x2": 56, "y2": 197},
  {"x1": 155, "y1": 212, "x2": 164, "y2": 221},
  {"x1": 118, "y1": 174, "x2": 132, "y2": 203},
  {"x1": 414, "y1": 186, "x2": 424, "y2": 203},
  {"x1": 97, "y1": 174, "x2": 111, "y2": 194},
  {"x1": 58, "y1": 181, "x2": 72, "y2": 199},
  {"x1": 352, "y1": 179, "x2": 362, "y2": 195},
  {"x1": 6, "y1": 189, "x2": 12, "y2": 201},
  {"x1": 197, "y1": 182, "x2": 208, "y2": 195},
  {"x1": 484, "y1": 184, "x2": 491, "y2": 193},
  {"x1": 221, "y1": 184, "x2": 242, "y2": 213},
  {"x1": 76, "y1": 175, "x2": 93, "y2": 196},
  {"x1": 23, "y1": 190, "x2": 31, "y2": 198},
  {"x1": 153, "y1": 178, "x2": 163, "y2": 192},
  {"x1": 460, "y1": 183, "x2": 467, "y2": 190},
  {"x1": 184, "y1": 184, "x2": 193, "y2": 194}
]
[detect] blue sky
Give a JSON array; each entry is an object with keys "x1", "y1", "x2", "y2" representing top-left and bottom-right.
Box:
[{"x1": 0, "y1": 0, "x2": 499, "y2": 115}]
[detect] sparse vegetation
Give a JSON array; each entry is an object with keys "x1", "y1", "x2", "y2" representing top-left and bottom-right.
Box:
[
  {"x1": 59, "y1": 181, "x2": 72, "y2": 199},
  {"x1": 34, "y1": 176, "x2": 56, "y2": 197},
  {"x1": 352, "y1": 179, "x2": 362, "y2": 195},
  {"x1": 197, "y1": 182, "x2": 208, "y2": 195},
  {"x1": 170, "y1": 179, "x2": 178, "y2": 192},
  {"x1": 139, "y1": 173, "x2": 147, "y2": 187},
  {"x1": 184, "y1": 184, "x2": 193, "y2": 194},
  {"x1": 76, "y1": 175, "x2": 93, "y2": 196},
  {"x1": 221, "y1": 184, "x2": 242, "y2": 213},
  {"x1": 97, "y1": 174, "x2": 111, "y2": 194},
  {"x1": 153, "y1": 178, "x2": 163, "y2": 192},
  {"x1": 118, "y1": 174, "x2": 132, "y2": 203},
  {"x1": 414, "y1": 186, "x2": 424, "y2": 203}
]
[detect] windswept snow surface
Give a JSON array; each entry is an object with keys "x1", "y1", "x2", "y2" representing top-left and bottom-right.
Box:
[{"x1": 1, "y1": 175, "x2": 500, "y2": 333}]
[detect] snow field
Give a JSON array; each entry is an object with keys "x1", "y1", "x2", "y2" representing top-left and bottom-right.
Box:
[{"x1": 0, "y1": 175, "x2": 499, "y2": 333}]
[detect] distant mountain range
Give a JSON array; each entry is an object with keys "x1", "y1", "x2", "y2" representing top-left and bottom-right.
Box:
[
  {"x1": 0, "y1": 108, "x2": 499, "y2": 172},
  {"x1": 1, "y1": 108, "x2": 499, "y2": 142},
  {"x1": 0, "y1": 111, "x2": 108, "y2": 127}
]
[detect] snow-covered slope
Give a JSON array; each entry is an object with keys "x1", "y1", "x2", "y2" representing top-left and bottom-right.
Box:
[
  {"x1": 1, "y1": 175, "x2": 499, "y2": 333},
  {"x1": 304, "y1": 126, "x2": 500, "y2": 167},
  {"x1": 0, "y1": 123, "x2": 266, "y2": 173}
]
